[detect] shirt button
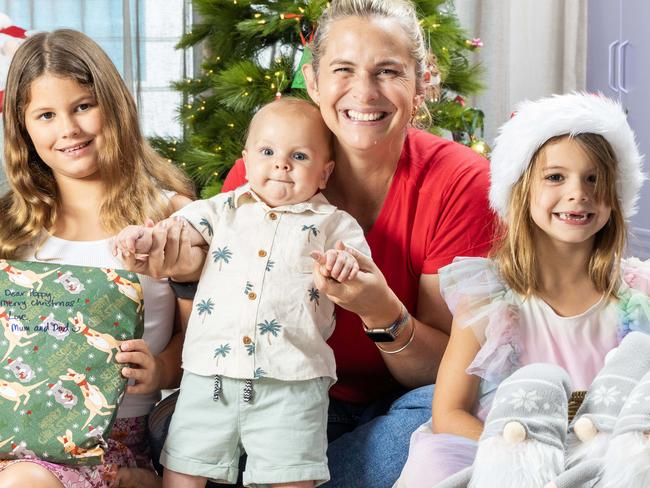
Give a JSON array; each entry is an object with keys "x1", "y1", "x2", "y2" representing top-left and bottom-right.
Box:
[
  {"x1": 248, "y1": 292, "x2": 257, "y2": 300},
  {"x1": 269, "y1": 212, "x2": 278, "y2": 220},
  {"x1": 243, "y1": 336, "x2": 252, "y2": 345},
  {"x1": 258, "y1": 250, "x2": 267, "y2": 257}
]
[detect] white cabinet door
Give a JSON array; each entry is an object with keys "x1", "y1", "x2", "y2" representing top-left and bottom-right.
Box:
[
  {"x1": 621, "y1": 0, "x2": 650, "y2": 238},
  {"x1": 587, "y1": 0, "x2": 622, "y2": 99}
]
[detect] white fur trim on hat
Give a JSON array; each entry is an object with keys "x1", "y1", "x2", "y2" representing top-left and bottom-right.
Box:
[{"x1": 489, "y1": 92, "x2": 645, "y2": 220}]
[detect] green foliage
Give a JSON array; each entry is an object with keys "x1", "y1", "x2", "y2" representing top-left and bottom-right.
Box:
[{"x1": 150, "y1": 0, "x2": 487, "y2": 197}]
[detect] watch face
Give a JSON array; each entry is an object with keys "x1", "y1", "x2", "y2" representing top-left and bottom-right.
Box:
[{"x1": 365, "y1": 330, "x2": 396, "y2": 342}]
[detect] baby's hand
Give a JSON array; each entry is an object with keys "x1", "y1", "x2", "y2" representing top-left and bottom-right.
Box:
[
  {"x1": 310, "y1": 248, "x2": 359, "y2": 282},
  {"x1": 113, "y1": 220, "x2": 157, "y2": 260},
  {"x1": 116, "y1": 339, "x2": 162, "y2": 395}
]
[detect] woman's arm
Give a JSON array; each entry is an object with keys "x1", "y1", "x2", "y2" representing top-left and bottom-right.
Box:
[
  {"x1": 369, "y1": 273, "x2": 452, "y2": 388},
  {"x1": 116, "y1": 195, "x2": 195, "y2": 392},
  {"x1": 153, "y1": 197, "x2": 195, "y2": 390},
  {"x1": 313, "y1": 246, "x2": 451, "y2": 388},
  {"x1": 432, "y1": 319, "x2": 483, "y2": 440}
]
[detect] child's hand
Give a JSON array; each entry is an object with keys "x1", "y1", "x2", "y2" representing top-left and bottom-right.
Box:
[
  {"x1": 112, "y1": 219, "x2": 155, "y2": 260},
  {"x1": 310, "y1": 247, "x2": 359, "y2": 282},
  {"x1": 116, "y1": 339, "x2": 162, "y2": 395}
]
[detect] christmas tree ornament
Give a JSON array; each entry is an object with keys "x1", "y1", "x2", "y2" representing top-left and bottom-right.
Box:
[
  {"x1": 0, "y1": 13, "x2": 28, "y2": 111},
  {"x1": 291, "y1": 45, "x2": 312, "y2": 90},
  {"x1": 454, "y1": 95, "x2": 466, "y2": 106},
  {"x1": 470, "y1": 138, "x2": 490, "y2": 158},
  {"x1": 465, "y1": 37, "x2": 484, "y2": 49}
]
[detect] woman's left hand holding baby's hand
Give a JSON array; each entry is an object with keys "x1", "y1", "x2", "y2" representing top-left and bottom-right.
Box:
[
  {"x1": 310, "y1": 247, "x2": 360, "y2": 282},
  {"x1": 116, "y1": 340, "x2": 163, "y2": 395},
  {"x1": 312, "y1": 241, "x2": 402, "y2": 328}
]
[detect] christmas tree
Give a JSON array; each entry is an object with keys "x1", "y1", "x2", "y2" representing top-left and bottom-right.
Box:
[{"x1": 151, "y1": 0, "x2": 486, "y2": 197}]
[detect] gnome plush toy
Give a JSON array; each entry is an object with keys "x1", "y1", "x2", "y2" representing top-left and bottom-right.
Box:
[
  {"x1": 546, "y1": 364, "x2": 650, "y2": 488},
  {"x1": 563, "y1": 331, "x2": 650, "y2": 469},
  {"x1": 598, "y1": 368, "x2": 650, "y2": 487},
  {"x1": 435, "y1": 362, "x2": 572, "y2": 488}
]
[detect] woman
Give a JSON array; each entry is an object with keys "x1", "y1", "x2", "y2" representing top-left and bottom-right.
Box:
[
  {"x1": 147, "y1": 1, "x2": 494, "y2": 486},
  {"x1": 216, "y1": 1, "x2": 495, "y2": 485}
]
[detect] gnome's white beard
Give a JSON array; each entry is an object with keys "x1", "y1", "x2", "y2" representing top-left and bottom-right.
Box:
[
  {"x1": 468, "y1": 436, "x2": 563, "y2": 488},
  {"x1": 565, "y1": 431, "x2": 610, "y2": 468},
  {"x1": 600, "y1": 432, "x2": 650, "y2": 488}
]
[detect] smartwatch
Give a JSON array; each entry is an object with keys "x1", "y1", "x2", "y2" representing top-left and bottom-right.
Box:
[{"x1": 363, "y1": 307, "x2": 410, "y2": 342}]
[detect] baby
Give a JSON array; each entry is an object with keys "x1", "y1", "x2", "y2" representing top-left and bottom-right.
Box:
[{"x1": 116, "y1": 97, "x2": 369, "y2": 488}]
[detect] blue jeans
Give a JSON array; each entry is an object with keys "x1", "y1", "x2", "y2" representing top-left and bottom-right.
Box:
[
  {"x1": 324, "y1": 384, "x2": 434, "y2": 487},
  {"x1": 149, "y1": 384, "x2": 434, "y2": 487}
]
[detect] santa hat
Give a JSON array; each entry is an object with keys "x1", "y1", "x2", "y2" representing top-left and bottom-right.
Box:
[
  {"x1": 489, "y1": 92, "x2": 645, "y2": 220},
  {"x1": 0, "y1": 13, "x2": 28, "y2": 110}
]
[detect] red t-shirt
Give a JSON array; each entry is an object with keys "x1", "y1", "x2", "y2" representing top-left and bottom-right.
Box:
[{"x1": 223, "y1": 128, "x2": 495, "y2": 404}]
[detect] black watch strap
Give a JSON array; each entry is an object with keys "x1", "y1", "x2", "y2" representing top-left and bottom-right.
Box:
[
  {"x1": 363, "y1": 307, "x2": 410, "y2": 343},
  {"x1": 167, "y1": 278, "x2": 198, "y2": 300}
]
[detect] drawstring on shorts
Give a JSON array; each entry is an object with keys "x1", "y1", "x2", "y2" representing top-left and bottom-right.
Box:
[
  {"x1": 212, "y1": 375, "x2": 255, "y2": 403},
  {"x1": 243, "y1": 379, "x2": 254, "y2": 403},
  {"x1": 213, "y1": 375, "x2": 222, "y2": 401}
]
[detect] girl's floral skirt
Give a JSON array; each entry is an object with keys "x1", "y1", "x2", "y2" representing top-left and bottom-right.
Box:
[{"x1": 0, "y1": 416, "x2": 154, "y2": 488}]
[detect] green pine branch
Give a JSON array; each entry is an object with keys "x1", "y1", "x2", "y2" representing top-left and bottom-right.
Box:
[{"x1": 150, "y1": 0, "x2": 488, "y2": 197}]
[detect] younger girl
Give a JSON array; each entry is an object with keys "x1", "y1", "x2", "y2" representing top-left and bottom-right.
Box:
[
  {"x1": 397, "y1": 92, "x2": 650, "y2": 486},
  {"x1": 0, "y1": 29, "x2": 193, "y2": 487}
]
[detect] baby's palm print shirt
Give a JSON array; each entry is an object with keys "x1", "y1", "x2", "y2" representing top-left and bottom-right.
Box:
[{"x1": 175, "y1": 184, "x2": 369, "y2": 383}]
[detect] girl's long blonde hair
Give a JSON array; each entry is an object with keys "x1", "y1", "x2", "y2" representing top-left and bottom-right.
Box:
[
  {"x1": 491, "y1": 133, "x2": 626, "y2": 298},
  {"x1": 0, "y1": 29, "x2": 194, "y2": 258}
]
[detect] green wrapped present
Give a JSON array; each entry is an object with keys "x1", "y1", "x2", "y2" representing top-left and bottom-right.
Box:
[{"x1": 0, "y1": 260, "x2": 144, "y2": 465}]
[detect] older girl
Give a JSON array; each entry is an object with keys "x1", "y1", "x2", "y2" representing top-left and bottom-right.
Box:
[{"x1": 0, "y1": 29, "x2": 193, "y2": 488}]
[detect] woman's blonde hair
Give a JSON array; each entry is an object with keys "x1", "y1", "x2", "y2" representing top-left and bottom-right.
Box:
[
  {"x1": 311, "y1": 0, "x2": 439, "y2": 126},
  {"x1": 0, "y1": 29, "x2": 194, "y2": 258},
  {"x1": 492, "y1": 133, "x2": 626, "y2": 298}
]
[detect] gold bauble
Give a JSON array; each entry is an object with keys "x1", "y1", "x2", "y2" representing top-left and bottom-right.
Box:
[{"x1": 470, "y1": 139, "x2": 491, "y2": 158}]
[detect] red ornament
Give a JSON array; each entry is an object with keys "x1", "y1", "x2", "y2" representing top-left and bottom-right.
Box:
[
  {"x1": 454, "y1": 95, "x2": 466, "y2": 107},
  {"x1": 26, "y1": 410, "x2": 32, "y2": 415},
  {"x1": 0, "y1": 18, "x2": 29, "y2": 113},
  {"x1": 33, "y1": 346, "x2": 38, "y2": 352},
  {"x1": 113, "y1": 321, "x2": 119, "y2": 327},
  {"x1": 85, "y1": 298, "x2": 90, "y2": 304},
  {"x1": 85, "y1": 367, "x2": 92, "y2": 372}
]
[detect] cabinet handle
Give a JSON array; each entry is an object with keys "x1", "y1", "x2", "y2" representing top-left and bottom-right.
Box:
[
  {"x1": 618, "y1": 40, "x2": 629, "y2": 94},
  {"x1": 608, "y1": 40, "x2": 619, "y2": 93}
]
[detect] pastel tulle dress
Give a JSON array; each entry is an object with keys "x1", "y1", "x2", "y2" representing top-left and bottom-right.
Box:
[{"x1": 396, "y1": 256, "x2": 650, "y2": 488}]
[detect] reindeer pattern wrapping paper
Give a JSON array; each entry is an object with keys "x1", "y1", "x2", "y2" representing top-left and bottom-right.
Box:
[{"x1": 0, "y1": 260, "x2": 144, "y2": 465}]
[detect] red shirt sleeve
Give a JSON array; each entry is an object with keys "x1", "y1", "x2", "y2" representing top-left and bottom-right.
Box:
[
  {"x1": 222, "y1": 159, "x2": 247, "y2": 192},
  {"x1": 422, "y1": 161, "x2": 495, "y2": 274}
]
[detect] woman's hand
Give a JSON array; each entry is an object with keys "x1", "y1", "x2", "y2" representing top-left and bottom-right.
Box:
[
  {"x1": 312, "y1": 241, "x2": 401, "y2": 326},
  {"x1": 114, "y1": 218, "x2": 204, "y2": 281},
  {"x1": 116, "y1": 339, "x2": 162, "y2": 395}
]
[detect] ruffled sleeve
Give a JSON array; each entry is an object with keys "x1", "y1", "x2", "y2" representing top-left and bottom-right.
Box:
[
  {"x1": 618, "y1": 257, "x2": 650, "y2": 339},
  {"x1": 439, "y1": 257, "x2": 521, "y2": 386}
]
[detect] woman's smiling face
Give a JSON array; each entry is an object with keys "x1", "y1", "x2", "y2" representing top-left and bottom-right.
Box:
[{"x1": 304, "y1": 16, "x2": 421, "y2": 153}]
